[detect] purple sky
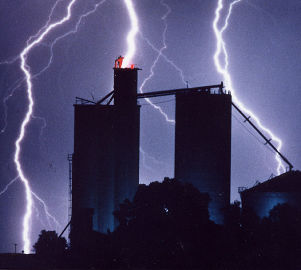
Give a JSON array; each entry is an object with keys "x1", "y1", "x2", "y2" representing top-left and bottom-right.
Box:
[{"x1": 0, "y1": 0, "x2": 300, "y2": 253}]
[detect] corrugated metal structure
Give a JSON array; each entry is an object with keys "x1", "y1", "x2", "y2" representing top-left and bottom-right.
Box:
[
  {"x1": 239, "y1": 170, "x2": 301, "y2": 218},
  {"x1": 71, "y1": 63, "x2": 140, "y2": 247},
  {"x1": 175, "y1": 91, "x2": 232, "y2": 224}
]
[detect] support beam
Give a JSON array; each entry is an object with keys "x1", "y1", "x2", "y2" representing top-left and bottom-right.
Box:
[
  {"x1": 232, "y1": 102, "x2": 293, "y2": 171},
  {"x1": 137, "y1": 83, "x2": 224, "y2": 99},
  {"x1": 94, "y1": 82, "x2": 293, "y2": 172},
  {"x1": 107, "y1": 93, "x2": 114, "y2": 105},
  {"x1": 75, "y1": 97, "x2": 96, "y2": 105},
  {"x1": 96, "y1": 90, "x2": 114, "y2": 105},
  {"x1": 59, "y1": 220, "x2": 71, "y2": 238}
]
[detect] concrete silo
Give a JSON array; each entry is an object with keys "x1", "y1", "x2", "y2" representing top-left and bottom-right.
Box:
[
  {"x1": 175, "y1": 90, "x2": 232, "y2": 224},
  {"x1": 239, "y1": 170, "x2": 301, "y2": 218},
  {"x1": 71, "y1": 58, "x2": 140, "y2": 246}
]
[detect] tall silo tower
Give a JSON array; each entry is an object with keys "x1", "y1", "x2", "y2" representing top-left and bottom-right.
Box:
[
  {"x1": 175, "y1": 91, "x2": 232, "y2": 224},
  {"x1": 71, "y1": 57, "x2": 140, "y2": 247}
]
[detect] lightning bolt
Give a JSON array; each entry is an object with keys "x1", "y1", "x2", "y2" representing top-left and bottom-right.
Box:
[
  {"x1": 139, "y1": 32, "x2": 186, "y2": 87},
  {"x1": 123, "y1": 0, "x2": 139, "y2": 67},
  {"x1": 122, "y1": 0, "x2": 186, "y2": 124},
  {"x1": 139, "y1": 148, "x2": 154, "y2": 171},
  {"x1": 0, "y1": 1, "x2": 64, "y2": 67},
  {"x1": 1, "y1": 0, "x2": 107, "y2": 135},
  {"x1": 32, "y1": 115, "x2": 47, "y2": 145},
  {"x1": 139, "y1": 0, "x2": 175, "y2": 124},
  {"x1": 1, "y1": 78, "x2": 24, "y2": 134},
  {"x1": 14, "y1": 0, "x2": 77, "y2": 254},
  {"x1": 0, "y1": 1, "x2": 108, "y2": 252},
  {"x1": 123, "y1": 0, "x2": 176, "y2": 175},
  {"x1": 139, "y1": 1, "x2": 191, "y2": 124},
  {"x1": 213, "y1": 0, "x2": 285, "y2": 175},
  {"x1": 0, "y1": 176, "x2": 19, "y2": 197},
  {"x1": 31, "y1": 191, "x2": 60, "y2": 230},
  {"x1": 34, "y1": 0, "x2": 107, "y2": 79},
  {"x1": 26, "y1": 0, "x2": 65, "y2": 45},
  {"x1": 140, "y1": 147, "x2": 166, "y2": 171},
  {"x1": 0, "y1": 178, "x2": 60, "y2": 229}
]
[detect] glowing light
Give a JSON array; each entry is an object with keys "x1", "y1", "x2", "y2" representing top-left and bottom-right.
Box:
[
  {"x1": 213, "y1": 0, "x2": 285, "y2": 174},
  {"x1": 123, "y1": 0, "x2": 139, "y2": 68},
  {"x1": 15, "y1": 0, "x2": 77, "y2": 254},
  {"x1": 115, "y1": 56, "x2": 124, "y2": 68},
  {"x1": 139, "y1": 0, "x2": 176, "y2": 123},
  {"x1": 122, "y1": 0, "x2": 183, "y2": 123}
]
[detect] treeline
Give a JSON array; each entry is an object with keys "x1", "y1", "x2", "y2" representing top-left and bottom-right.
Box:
[{"x1": 34, "y1": 178, "x2": 301, "y2": 269}]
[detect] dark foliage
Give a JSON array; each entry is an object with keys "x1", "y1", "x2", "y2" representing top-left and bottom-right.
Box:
[
  {"x1": 33, "y1": 230, "x2": 67, "y2": 256},
  {"x1": 30, "y1": 180, "x2": 301, "y2": 269},
  {"x1": 259, "y1": 204, "x2": 301, "y2": 269},
  {"x1": 33, "y1": 230, "x2": 67, "y2": 267},
  {"x1": 111, "y1": 178, "x2": 221, "y2": 268}
]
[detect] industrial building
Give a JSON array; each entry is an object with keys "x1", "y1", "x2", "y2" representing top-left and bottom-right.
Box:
[
  {"x1": 70, "y1": 56, "x2": 294, "y2": 247},
  {"x1": 137, "y1": 84, "x2": 231, "y2": 224},
  {"x1": 174, "y1": 90, "x2": 232, "y2": 224},
  {"x1": 239, "y1": 170, "x2": 301, "y2": 218},
  {"x1": 70, "y1": 55, "x2": 232, "y2": 244},
  {"x1": 71, "y1": 57, "x2": 140, "y2": 246}
]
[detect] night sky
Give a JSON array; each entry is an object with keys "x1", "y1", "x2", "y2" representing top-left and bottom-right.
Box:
[{"x1": 0, "y1": 0, "x2": 300, "y2": 253}]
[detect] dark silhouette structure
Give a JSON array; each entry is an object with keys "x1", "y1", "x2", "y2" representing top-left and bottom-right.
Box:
[
  {"x1": 71, "y1": 58, "x2": 140, "y2": 247},
  {"x1": 175, "y1": 90, "x2": 232, "y2": 224},
  {"x1": 112, "y1": 178, "x2": 213, "y2": 268},
  {"x1": 70, "y1": 56, "x2": 295, "y2": 252},
  {"x1": 239, "y1": 170, "x2": 301, "y2": 218},
  {"x1": 71, "y1": 61, "x2": 231, "y2": 246},
  {"x1": 34, "y1": 230, "x2": 67, "y2": 257}
]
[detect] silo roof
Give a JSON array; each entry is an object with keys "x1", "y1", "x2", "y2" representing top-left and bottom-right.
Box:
[{"x1": 241, "y1": 170, "x2": 301, "y2": 193}]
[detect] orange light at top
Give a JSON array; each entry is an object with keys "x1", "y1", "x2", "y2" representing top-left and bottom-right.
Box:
[
  {"x1": 115, "y1": 56, "x2": 135, "y2": 69},
  {"x1": 115, "y1": 56, "x2": 124, "y2": 68}
]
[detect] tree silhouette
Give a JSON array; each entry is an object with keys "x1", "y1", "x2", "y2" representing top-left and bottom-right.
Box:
[
  {"x1": 258, "y1": 203, "x2": 301, "y2": 269},
  {"x1": 33, "y1": 230, "x2": 67, "y2": 257},
  {"x1": 111, "y1": 177, "x2": 219, "y2": 268}
]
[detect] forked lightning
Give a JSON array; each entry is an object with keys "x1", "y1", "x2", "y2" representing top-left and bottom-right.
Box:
[
  {"x1": 16, "y1": 0, "x2": 77, "y2": 254},
  {"x1": 213, "y1": 0, "x2": 285, "y2": 174}
]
